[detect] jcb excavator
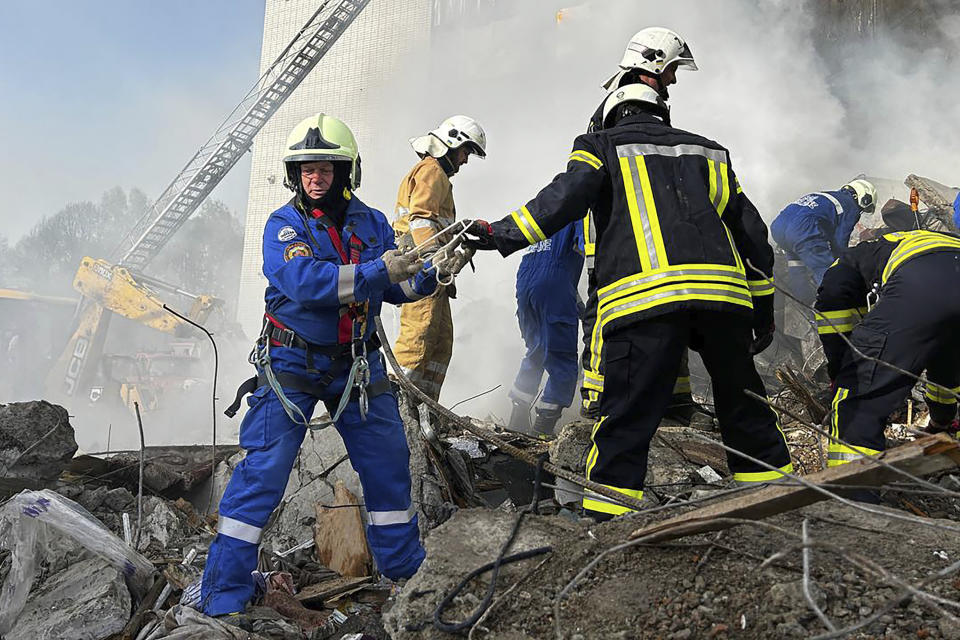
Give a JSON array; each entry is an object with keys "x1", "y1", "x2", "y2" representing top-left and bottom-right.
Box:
[{"x1": 40, "y1": 0, "x2": 370, "y2": 414}]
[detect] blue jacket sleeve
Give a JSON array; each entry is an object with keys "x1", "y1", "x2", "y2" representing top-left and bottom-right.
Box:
[
  {"x1": 831, "y1": 191, "x2": 862, "y2": 256},
  {"x1": 377, "y1": 215, "x2": 439, "y2": 304},
  {"x1": 263, "y1": 210, "x2": 393, "y2": 309}
]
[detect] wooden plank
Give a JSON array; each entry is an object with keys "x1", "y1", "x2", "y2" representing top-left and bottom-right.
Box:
[
  {"x1": 313, "y1": 482, "x2": 371, "y2": 578},
  {"x1": 295, "y1": 576, "x2": 372, "y2": 606},
  {"x1": 630, "y1": 434, "x2": 960, "y2": 543}
]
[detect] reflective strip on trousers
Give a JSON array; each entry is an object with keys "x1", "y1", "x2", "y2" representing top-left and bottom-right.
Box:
[
  {"x1": 536, "y1": 401, "x2": 563, "y2": 411},
  {"x1": 787, "y1": 260, "x2": 804, "y2": 267},
  {"x1": 399, "y1": 278, "x2": 426, "y2": 301},
  {"x1": 338, "y1": 265, "x2": 357, "y2": 304},
  {"x1": 509, "y1": 387, "x2": 537, "y2": 404},
  {"x1": 732, "y1": 462, "x2": 794, "y2": 484},
  {"x1": 367, "y1": 505, "x2": 417, "y2": 526},
  {"x1": 218, "y1": 516, "x2": 263, "y2": 544}
]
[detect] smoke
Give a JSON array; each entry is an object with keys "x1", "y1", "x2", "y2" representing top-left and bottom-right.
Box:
[{"x1": 353, "y1": 0, "x2": 959, "y2": 419}]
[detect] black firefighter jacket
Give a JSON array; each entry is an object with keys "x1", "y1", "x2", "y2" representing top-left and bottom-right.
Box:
[
  {"x1": 490, "y1": 112, "x2": 775, "y2": 339},
  {"x1": 815, "y1": 229, "x2": 960, "y2": 379}
]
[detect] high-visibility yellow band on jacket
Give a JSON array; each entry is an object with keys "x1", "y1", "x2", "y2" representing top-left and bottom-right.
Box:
[
  {"x1": 747, "y1": 277, "x2": 775, "y2": 297},
  {"x1": 569, "y1": 150, "x2": 603, "y2": 169},
  {"x1": 815, "y1": 307, "x2": 867, "y2": 335},
  {"x1": 509, "y1": 205, "x2": 547, "y2": 245}
]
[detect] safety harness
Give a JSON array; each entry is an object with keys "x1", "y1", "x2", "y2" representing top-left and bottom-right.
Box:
[{"x1": 225, "y1": 207, "x2": 391, "y2": 427}]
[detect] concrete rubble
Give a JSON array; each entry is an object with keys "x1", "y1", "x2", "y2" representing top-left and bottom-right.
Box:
[{"x1": 2, "y1": 367, "x2": 960, "y2": 640}]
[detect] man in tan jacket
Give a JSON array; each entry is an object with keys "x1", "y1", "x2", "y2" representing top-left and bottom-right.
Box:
[{"x1": 393, "y1": 115, "x2": 487, "y2": 399}]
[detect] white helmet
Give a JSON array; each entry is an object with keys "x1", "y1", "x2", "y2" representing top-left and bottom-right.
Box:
[
  {"x1": 601, "y1": 84, "x2": 668, "y2": 128},
  {"x1": 842, "y1": 178, "x2": 878, "y2": 213},
  {"x1": 410, "y1": 115, "x2": 487, "y2": 159},
  {"x1": 602, "y1": 27, "x2": 698, "y2": 90}
]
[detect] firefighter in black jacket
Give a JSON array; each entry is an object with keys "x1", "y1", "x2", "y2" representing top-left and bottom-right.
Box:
[
  {"x1": 465, "y1": 83, "x2": 792, "y2": 518},
  {"x1": 816, "y1": 230, "x2": 960, "y2": 466}
]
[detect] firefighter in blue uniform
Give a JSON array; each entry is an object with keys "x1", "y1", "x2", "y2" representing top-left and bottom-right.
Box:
[
  {"x1": 202, "y1": 114, "x2": 459, "y2": 618},
  {"x1": 770, "y1": 180, "x2": 877, "y2": 305},
  {"x1": 816, "y1": 230, "x2": 960, "y2": 468},
  {"x1": 464, "y1": 75, "x2": 793, "y2": 518},
  {"x1": 507, "y1": 219, "x2": 584, "y2": 438}
]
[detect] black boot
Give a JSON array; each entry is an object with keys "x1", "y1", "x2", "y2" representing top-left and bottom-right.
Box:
[
  {"x1": 533, "y1": 407, "x2": 562, "y2": 440},
  {"x1": 508, "y1": 399, "x2": 532, "y2": 432}
]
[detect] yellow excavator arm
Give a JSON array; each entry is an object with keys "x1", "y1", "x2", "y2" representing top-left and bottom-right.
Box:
[{"x1": 45, "y1": 257, "x2": 222, "y2": 399}]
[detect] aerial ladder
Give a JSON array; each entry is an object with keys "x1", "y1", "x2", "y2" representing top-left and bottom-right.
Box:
[{"x1": 46, "y1": 0, "x2": 371, "y2": 402}]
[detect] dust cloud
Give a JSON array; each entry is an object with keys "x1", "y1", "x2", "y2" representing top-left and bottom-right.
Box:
[{"x1": 356, "y1": 0, "x2": 959, "y2": 420}]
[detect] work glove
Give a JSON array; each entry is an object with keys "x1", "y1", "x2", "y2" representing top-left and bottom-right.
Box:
[
  {"x1": 381, "y1": 249, "x2": 424, "y2": 284},
  {"x1": 749, "y1": 294, "x2": 775, "y2": 355},
  {"x1": 437, "y1": 246, "x2": 476, "y2": 280},
  {"x1": 462, "y1": 219, "x2": 496, "y2": 251}
]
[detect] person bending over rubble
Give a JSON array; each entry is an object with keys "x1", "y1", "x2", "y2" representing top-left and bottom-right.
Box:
[
  {"x1": 816, "y1": 229, "x2": 960, "y2": 470},
  {"x1": 205, "y1": 114, "x2": 469, "y2": 620},
  {"x1": 770, "y1": 180, "x2": 877, "y2": 306},
  {"x1": 462, "y1": 32, "x2": 792, "y2": 519}
]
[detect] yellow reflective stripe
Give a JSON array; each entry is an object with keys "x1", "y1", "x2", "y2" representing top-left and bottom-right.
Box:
[
  {"x1": 635, "y1": 156, "x2": 669, "y2": 268},
  {"x1": 582, "y1": 213, "x2": 596, "y2": 256},
  {"x1": 583, "y1": 369, "x2": 604, "y2": 391},
  {"x1": 717, "y1": 162, "x2": 730, "y2": 215},
  {"x1": 521, "y1": 205, "x2": 546, "y2": 242},
  {"x1": 733, "y1": 462, "x2": 794, "y2": 483},
  {"x1": 583, "y1": 488, "x2": 642, "y2": 516},
  {"x1": 734, "y1": 176, "x2": 743, "y2": 194},
  {"x1": 831, "y1": 387, "x2": 849, "y2": 442},
  {"x1": 924, "y1": 382, "x2": 959, "y2": 404},
  {"x1": 620, "y1": 156, "x2": 653, "y2": 272},
  {"x1": 599, "y1": 285, "x2": 754, "y2": 330},
  {"x1": 815, "y1": 308, "x2": 866, "y2": 335},
  {"x1": 747, "y1": 278, "x2": 774, "y2": 297},
  {"x1": 826, "y1": 442, "x2": 882, "y2": 467},
  {"x1": 599, "y1": 275, "x2": 752, "y2": 314},
  {"x1": 510, "y1": 210, "x2": 537, "y2": 245},
  {"x1": 708, "y1": 159, "x2": 718, "y2": 211},
  {"x1": 598, "y1": 264, "x2": 749, "y2": 305},
  {"x1": 882, "y1": 232, "x2": 960, "y2": 283},
  {"x1": 672, "y1": 376, "x2": 691, "y2": 394},
  {"x1": 569, "y1": 150, "x2": 602, "y2": 169}
]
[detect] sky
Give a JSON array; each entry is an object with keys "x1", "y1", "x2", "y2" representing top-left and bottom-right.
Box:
[{"x1": 0, "y1": 1, "x2": 265, "y2": 241}]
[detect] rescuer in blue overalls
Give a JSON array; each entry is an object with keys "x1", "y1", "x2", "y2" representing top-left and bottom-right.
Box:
[
  {"x1": 202, "y1": 114, "x2": 468, "y2": 619},
  {"x1": 507, "y1": 220, "x2": 584, "y2": 438},
  {"x1": 769, "y1": 179, "x2": 877, "y2": 305}
]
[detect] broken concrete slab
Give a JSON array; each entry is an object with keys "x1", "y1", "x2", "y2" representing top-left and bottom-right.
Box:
[
  {"x1": 69, "y1": 445, "x2": 241, "y2": 498},
  {"x1": 138, "y1": 496, "x2": 195, "y2": 556},
  {"x1": 260, "y1": 427, "x2": 362, "y2": 556},
  {"x1": 0, "y1": 401, "x2": 76, "y2": 498},
  {"x1": 7, "y1": 557, "x2": 130, "y2": 640},
  {"x1": 383, "y1": 508, "x2": 582, "y2": 638}
]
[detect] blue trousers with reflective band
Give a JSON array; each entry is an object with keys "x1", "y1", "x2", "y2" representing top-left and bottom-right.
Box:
[
  {"x1": 511, "y1": 271, "x2": 579, "y2": 410},
  {"x1": 201, "y1": 346, "x2": 424, "y2": 617}
]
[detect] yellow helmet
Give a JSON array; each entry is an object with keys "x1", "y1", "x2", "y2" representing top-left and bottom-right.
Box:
[{"x1": 283, "y1": 113, "x2": 361, "y2": 189}]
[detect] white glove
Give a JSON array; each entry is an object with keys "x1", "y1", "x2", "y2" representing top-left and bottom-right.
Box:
[
  {"x1": 437, "y1": 246, "x2": 476, "y2": 279},
  {"x1": 382, "y1": 249, "x2": 424, "y2": 284}
]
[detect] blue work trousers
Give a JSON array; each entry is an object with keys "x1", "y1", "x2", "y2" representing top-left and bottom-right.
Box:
[
  {"x1": 511, "y1": 273, "x2": 579, "y2": 410},
  {"x1": 201, "y1": 347, "x2": 424, "y2": 616}
]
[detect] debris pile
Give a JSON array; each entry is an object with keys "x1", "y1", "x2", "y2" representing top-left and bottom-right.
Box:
[{"x1": 3, "y1": 376, "x2": 960, "y2": 640}]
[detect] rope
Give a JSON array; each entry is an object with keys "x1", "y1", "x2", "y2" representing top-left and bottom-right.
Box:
[{"x1": 373, "y1": 317, "x2": 645, "y2": 513}]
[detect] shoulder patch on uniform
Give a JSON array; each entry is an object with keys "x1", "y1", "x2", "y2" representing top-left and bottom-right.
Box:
[
  {"x1": 283, "y1": 242, "x2": 313, "y2": 262},
  {"x1": 277, "y1": 225, "x2": 298, "y2": 242}
]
